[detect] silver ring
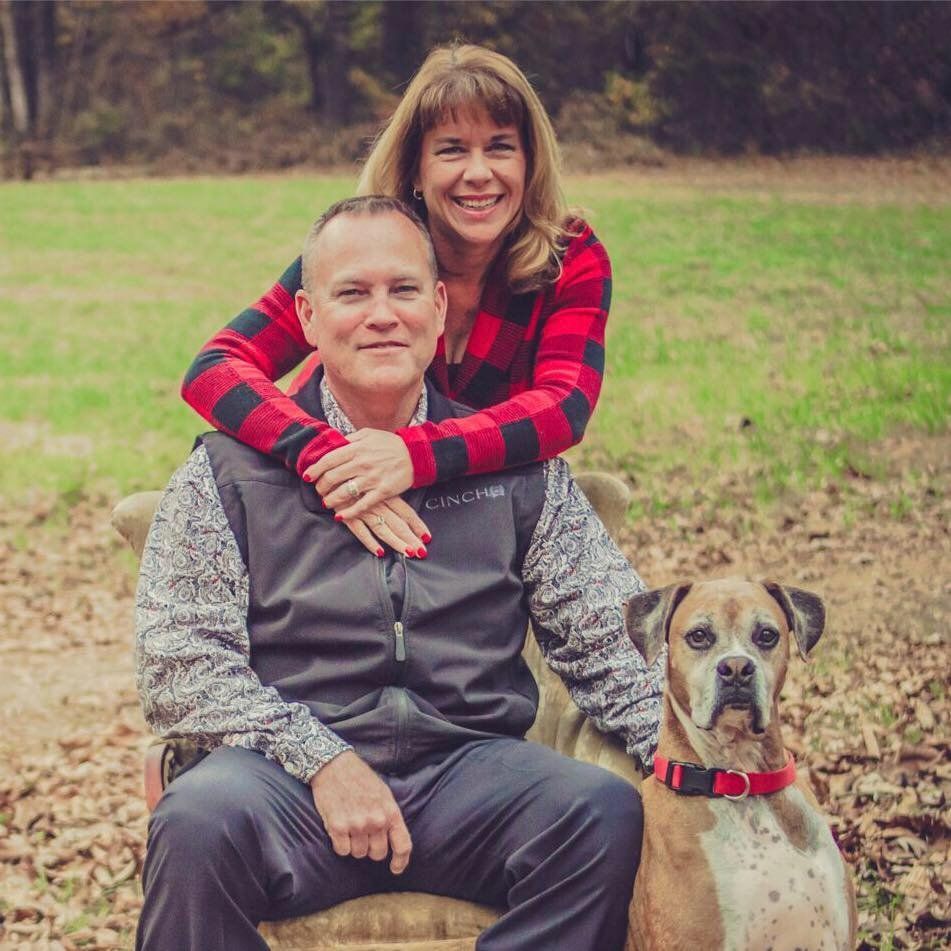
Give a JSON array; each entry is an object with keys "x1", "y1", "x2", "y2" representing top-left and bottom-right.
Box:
[
  {"x1": 722, "y1": 770, "x2": 751, "y2": 801},
  {"x1": 346, "y1": 479, "x2": 360, "y2": 500},
  {"x1": 375, "y1": 515, "x2": 387, "y2": 528}
]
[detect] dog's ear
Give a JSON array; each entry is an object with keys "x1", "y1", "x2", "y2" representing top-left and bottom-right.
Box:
[
  {"x1": 762, "y1": 581, "x2": 826, "y2": 661},
  {"x1": 624, "y1": 583, "x2": 691, "y2": 666}
]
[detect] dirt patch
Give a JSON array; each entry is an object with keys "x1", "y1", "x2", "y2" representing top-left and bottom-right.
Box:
[
  {"x1": 0, "y1": 421, "x2": 95, "y2": 460},
  {"x1": 594, "y1": 156, "x2": 951, "y2": 206},
  {"x1": 0, "y1": 445, "x2": 947, "y2": 949}
]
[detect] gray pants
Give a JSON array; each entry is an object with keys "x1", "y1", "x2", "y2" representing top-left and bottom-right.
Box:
[{"x1": 136, "y1": 739, "x2": 643, "y2": 951}]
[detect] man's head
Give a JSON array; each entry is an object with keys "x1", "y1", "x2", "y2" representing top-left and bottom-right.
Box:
[{"x1": 295, "y1": 197, "x2": 447, "y2": 429}]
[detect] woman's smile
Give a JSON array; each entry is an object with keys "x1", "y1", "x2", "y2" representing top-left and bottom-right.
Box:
[{"x1": 452, "y1": 194, "x2": 504, "y2": 212}]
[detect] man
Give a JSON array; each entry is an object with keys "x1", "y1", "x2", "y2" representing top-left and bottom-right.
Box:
[{"x1": 135, "y1": 196, "x2": 663, "y2": 951}]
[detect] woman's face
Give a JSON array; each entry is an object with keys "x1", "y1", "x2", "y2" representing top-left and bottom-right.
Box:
[{"x1": 415, "y1": 107, "x2": 527, "y2": 260}]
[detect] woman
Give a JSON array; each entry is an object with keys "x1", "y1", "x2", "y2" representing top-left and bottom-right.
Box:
[{"x1": 183, "y1": 44, "x2": 612, "y2": 555}]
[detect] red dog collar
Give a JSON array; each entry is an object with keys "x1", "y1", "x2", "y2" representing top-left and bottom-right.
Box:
[{"x1": 653, "y1": 751, "x2": 796, "y2": 800}]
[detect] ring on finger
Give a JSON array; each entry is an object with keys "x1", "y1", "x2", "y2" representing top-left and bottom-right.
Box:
[
  {"x1": 375, "y1": 514, "x2": 387, "y2": 528},
  {"x1": 346, "y1": 479, "x2": 360, "y2": 500}
]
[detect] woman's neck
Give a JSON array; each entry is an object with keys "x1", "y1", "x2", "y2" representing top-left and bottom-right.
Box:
[
  {"x1": 432, "y1": 230, "x2": 500, "y2": 285},
  {"x1": 431, "y1": 232, "x2": 506, "y2": 363}
]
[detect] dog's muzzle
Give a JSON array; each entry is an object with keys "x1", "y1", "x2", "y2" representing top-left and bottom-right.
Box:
[{"x1": 711, "y1": 655, "x2": 766, "y2": 732}]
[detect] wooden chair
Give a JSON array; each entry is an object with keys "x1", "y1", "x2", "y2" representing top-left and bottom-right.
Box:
[{"x1": 112, "y1": 471, "x2": 642, "y2": 951}]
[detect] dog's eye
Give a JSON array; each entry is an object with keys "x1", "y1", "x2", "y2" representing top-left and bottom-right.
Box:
[
  {"x1": 685, "y1": 628, "x2": 713, "y2": 650},
  {"x1": 753, "y1": 626, "x2": 780, "y2": 649}
]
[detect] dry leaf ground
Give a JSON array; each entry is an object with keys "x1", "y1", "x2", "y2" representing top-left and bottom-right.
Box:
[{"x1": 0, "y1": 435, "x2": 948, "y2": 950}]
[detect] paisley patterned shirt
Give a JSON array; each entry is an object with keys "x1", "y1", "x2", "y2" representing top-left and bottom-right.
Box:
[{"x1": 135, "y1": 383, "x2": 663, "y2": 783}]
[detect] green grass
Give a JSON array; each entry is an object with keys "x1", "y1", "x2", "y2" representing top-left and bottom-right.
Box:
[
  {"x1": 1, "y1": 171, "x2": 948, "y2": 506},
  {"x1": 569, "y1": 179, "x2": 950, "y2": 504}
]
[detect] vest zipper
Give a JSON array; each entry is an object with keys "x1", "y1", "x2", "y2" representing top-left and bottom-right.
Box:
[
  {"x1": 393, "y1": 621, "x2": 406, "y2": 662},
  {"x1": 377, "y1": 555, "x2": 408, "y2": 664},
  {"x1": 376, "y1": 554, "x2": 410, "y2": 771}
]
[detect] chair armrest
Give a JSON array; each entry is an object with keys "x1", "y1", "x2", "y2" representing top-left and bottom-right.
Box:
[
  {"x1": 571, "y1": 471, "x2": 629, "y2": 542},
  {"x1": 111, "y1": 490, "x2": 162, "y2": 558}
]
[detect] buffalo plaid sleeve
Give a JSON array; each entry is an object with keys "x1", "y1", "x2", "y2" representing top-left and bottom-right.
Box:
[
  {"x1": 180, "y1": 258, "x2": 348, "y2": 477},
  {"x1": 399, "y1": 228, "x2": 611, "y2": 487}
]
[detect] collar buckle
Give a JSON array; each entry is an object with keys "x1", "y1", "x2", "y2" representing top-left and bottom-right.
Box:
[{"x1": 663, "y1": 759, "x2": 718, "y2": 797}]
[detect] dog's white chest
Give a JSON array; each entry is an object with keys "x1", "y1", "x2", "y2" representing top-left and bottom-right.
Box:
[{"x1": 700, "y1": 789, "x2": 851, "y2": 951}]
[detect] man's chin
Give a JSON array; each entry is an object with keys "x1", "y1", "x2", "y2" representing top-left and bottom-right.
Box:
[
  {"x1": 358, "y1": 367, "x2": 419, "y2": 391},
  {"x1": 331, "y1": 365, "x2": 425, "y2": 416}
]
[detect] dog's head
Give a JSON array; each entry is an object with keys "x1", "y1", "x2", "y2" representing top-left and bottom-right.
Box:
[{"x1": 625, "y1": 578, "x2": 825, "y2": 735}]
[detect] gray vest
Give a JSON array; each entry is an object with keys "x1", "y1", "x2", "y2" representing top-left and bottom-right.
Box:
[{"x1": 201, "y1": 376, "x2": 547, "y2": 775}]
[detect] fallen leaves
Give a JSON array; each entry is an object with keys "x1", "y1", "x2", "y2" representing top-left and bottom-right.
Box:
[
  {"x1": 0, "y1": 717, "x2": 150, "y2": 948},
  {"x1": 0, "y1": 496, "x2": 148, "y2": 948},
  {"x1": 0, "y1": 463, "x2": 948, "y2": 948}
]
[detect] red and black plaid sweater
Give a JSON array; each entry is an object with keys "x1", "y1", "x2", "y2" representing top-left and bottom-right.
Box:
[{"x1": 181, "y1": 222, "x2": 611, "y2": 488}]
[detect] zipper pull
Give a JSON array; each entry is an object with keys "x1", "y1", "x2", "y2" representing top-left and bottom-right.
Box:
[{"x1": 394, "y1": 621, "x2": 406, "y2": 662}]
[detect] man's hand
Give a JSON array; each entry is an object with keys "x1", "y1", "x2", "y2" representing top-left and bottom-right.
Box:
[
  {"x1": 305, "y1": 429, "x2": 415, "y2": 518},
  {"x1": 309, "y1": 751, "x2": 412, "y2": 875}
]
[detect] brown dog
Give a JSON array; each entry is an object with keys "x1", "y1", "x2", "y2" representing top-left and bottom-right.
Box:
[{"x1": 624, "y1": 578, "x2": 857, "y2": 951}]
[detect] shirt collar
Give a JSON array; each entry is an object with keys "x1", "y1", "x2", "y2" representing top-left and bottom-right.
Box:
[{"x1": 319, "y1": 377, "x2": 428, "y2": 435}]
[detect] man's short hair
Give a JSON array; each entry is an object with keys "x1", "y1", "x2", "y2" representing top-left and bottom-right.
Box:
[{"x1": 301, "y1": 195, "x2": 439, "y2": 292}]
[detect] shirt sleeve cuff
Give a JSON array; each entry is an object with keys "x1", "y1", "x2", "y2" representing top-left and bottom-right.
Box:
[
  {"x1": 296, "y1": 429, "x2": 351, "y2": 477},
  {"x1": 398, "y1": 426, "x2": 438, "y2": 488},
  {"x1": 267, "y1": 725, "x2": 353, "y2": 784}
]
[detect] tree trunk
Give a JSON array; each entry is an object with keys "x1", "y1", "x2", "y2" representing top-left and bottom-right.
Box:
[
  {"x1": 0, "y1": 1, "x2": 29, "y2": 134},
  {"x1": 0, "y1": 0, "x2": 31, "y2": 177},
  {"x1": 381, "y1": 0, "x2": 426, "y2": 88},
  {"x1": 316, "y1": 0, "x2": 353, "y2": 127},
  {"x1": 273, "y1": 1, "x2": 324, "y2": 114},
  {"x1": 34, "y1": 0, "x2": 56, "y2": 142},
  {"x1": 0, "y1": 0, "x2": 57, "y2": 179}
]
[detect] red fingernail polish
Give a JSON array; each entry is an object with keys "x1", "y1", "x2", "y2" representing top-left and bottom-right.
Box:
[
  {"x1": 303, "y1": 474, "x2": 312, "y2": 482},
  {"x1": 417, "y1": 548, "x2": 428, "y2": 559},
  {"x1": 376, "y1": 547, "x2": 384, "y2": 558},
  {"x1": 405, "y1": 548, "x2": 415, "y2": 557},
  {"x1": 421, "y1": 532, "x2": 432, "y2": 544},
  {"x1": 334, "y1": 514, "x2": 343, "y2": 522}
]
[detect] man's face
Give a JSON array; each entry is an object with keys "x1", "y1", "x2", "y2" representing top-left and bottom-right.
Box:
[{"x1": 296, "y1": 212, "x2": 447, "y2": 404}]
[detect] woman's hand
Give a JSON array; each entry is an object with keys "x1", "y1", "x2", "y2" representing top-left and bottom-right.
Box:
[
  {"x1": 338, "y1": 497, "x2": 431, "y2": 559},
  {"x1": 304, "y1": 430, "x2": 430, "y2": 556},
  {"x1": 305, "y1": 429, "x2": 415, "y2": 517}
]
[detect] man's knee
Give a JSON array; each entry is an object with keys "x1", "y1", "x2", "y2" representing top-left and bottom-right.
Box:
[
  {"x1": 564, "y1": 768, "x2": 643, "y2": 875},
  {"x1": 589, "y1": 771, "x2": 643, "y2": 850},
  {"x1": 147, "y1": 749, "x2": 264, "y2": 868}
]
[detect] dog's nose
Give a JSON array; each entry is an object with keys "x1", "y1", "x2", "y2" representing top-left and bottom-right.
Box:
[{"x1": 716, "y1": 655, "x2": 755, "y2": 686}]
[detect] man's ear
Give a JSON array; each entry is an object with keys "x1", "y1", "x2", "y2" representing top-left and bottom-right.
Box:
[
  {"x1": 433, "y1": 280, "x2": 448, "y2": 337},
  {"x1": 761, "y1": 581, "x2": 826, "y2": 661},
  {"x1": 624, "y1": 583, "x2": 691, "y2": 667},
  {"x1": 296, "y1": 289, "x2": 317, "y2": 347}
]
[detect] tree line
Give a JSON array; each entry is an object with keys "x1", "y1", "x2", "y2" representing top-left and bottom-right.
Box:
[{"x1": 1, "y1": 0, "x2": 948, "y2": 180}]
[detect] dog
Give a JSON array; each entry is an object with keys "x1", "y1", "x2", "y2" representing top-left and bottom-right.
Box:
[{"x1": 623, "y1": 578, "x2": 857, "y2": 951}]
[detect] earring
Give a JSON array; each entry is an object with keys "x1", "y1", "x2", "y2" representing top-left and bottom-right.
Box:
[{"x1": 412, "y1": 187, "x2": 423, "y2": 201}]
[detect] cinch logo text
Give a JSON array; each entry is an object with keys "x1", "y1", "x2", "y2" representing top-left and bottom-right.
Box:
[{"x1": 425, "y1": 485, "x2": 505, "y2": 510}]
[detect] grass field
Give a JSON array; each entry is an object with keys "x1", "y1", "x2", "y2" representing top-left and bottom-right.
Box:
[
  {"x1": 1, "y1": 162, "x2": 948, "y2": 510},
  {"x1": 0, "y1": 161, "x2": 948, "y2": 947}
]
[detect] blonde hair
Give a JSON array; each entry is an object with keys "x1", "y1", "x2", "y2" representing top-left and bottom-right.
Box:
[{"x1": 357, "y1": 44, "x2": 577, "y2": 291}]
